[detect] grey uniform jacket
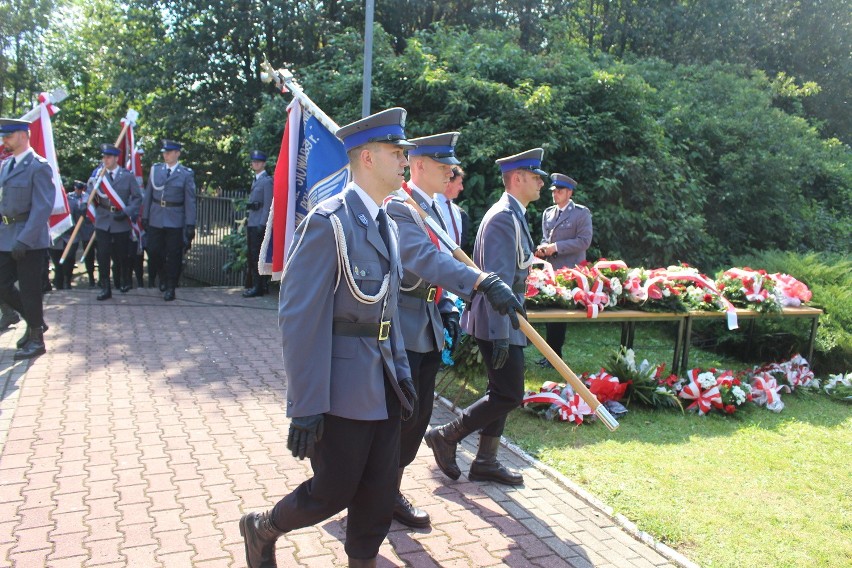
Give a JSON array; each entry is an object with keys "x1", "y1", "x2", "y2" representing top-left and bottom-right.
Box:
[
  {"x1": 67, "y1": 191, "x2": 94, "y2": 243},
  {"x1": 0, "y1": 151, "x2": 53, "y2": 251},
  {"x1": 246, "y1": 171, "x2": 273, "y2": 228},
  {"x1": 88, "y1": 167, "x2": 142, "y2": 233},
  {"x1": 540, "y1": 202, "x2": 592, "y2": 270},
  {"x1": 386, "y1": 188, "x2": 480, "y2": 354},
  {"x1": 142, "y1": 163, "x2": 197, "y2": 229},
  {"x1": 461, "y1": 192, "x2": 532, "y2": 346},
  {"x1": 279, "y1": 186, "x2": 412, "y2": 421}
]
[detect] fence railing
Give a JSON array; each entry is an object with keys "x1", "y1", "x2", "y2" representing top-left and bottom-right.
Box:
[{"x1": 182, "y1": 194, "x2": 246, "y2": 287}]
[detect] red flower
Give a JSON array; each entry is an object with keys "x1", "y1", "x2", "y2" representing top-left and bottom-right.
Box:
[
  {"x1": 725, "y1": 405, "x2": 736, "y2": 414},
  {"x1": 526, "y1": 283, "x2": 540, "y2": 298}
]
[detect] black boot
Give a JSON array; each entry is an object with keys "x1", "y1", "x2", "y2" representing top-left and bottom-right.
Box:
[
  {"x1": 348, "y1": 557, "x2": 377, "y2": 568},
  {"x1": 164, "y1": 288, "x2": 176, "y2": 301},
  {"x1": 88, "y1": 274, "x2": 96, "y2": 288},
  {"x1": 14, "y1": 326, "x2": 46, "y2": 360},
  {"x1": 468, "y1": 435, "x2": 524, "y2": 486},
  {"x1": 17, "y1": 323, "x2": 48, "y2": 349},
  {"x1": 97, "y1": 283, "x2": 112, "y2": 301},
  {"x1": 0, "y1": 309, "x2": 20, "y2": 332},
  {"x1": 239, "y1": 510, "x2": 285, "y2": 568},
  {"x1": 242, "y1": 285, "x2": 262, "y2": 298},
  {"x1": 424, "y1": 418, "x2": 471, "y2": 480},
  {"x1": 393, "y1": 468, "x2": 430, "y2": 528}
]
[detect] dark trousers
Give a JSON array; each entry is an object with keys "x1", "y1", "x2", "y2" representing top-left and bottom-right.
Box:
[
  {"x1": 83, "y1": 237, "x2": 96, "y2": 279},
  {"x1": 461, "y1": 340, "x2": 526, "y2": 438},
  {"x1": 0, "y1": 249, "x2": 46, "y2": 329},
  {"x1": 147, "y1": 226, "x2": 183, "y2": 290},
  {"x1": 96, "y1": 229, "x2": 130, "y2": 288},
  {"x1": 48, "y1": 245, "x2": 76, "y2": 288},
  {"x1": 399, "y1": 349, "x2": 442, "y2": 468},
  {"x1": 271, "y1": 414, "x2": 400, "y2": 559},
  {"x1": 545, "y1": 322, "x2": 568, "y2": 357},
  {"x1": 246, "y1": 225, "x2": 268, "y2": 291}
]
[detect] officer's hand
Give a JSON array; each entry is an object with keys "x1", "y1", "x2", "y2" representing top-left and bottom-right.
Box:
[
  {"x1": 441, "y1": 312, "x2": 461, "y2": 354},
  {"x1": 287, "y1": 414, "x2": 324, "y2": 460},
  {"x1": 141, "y1": 219, "x2": 149, "y2": 231},
  {"x1": 113, "y1": 211, "x2": 128, "y2": 222},
  {"x1": 491, "y1": 338, "x2": 510, "y2": 370},
  {"x1": 249, "y1": 201, "x2": 262, "y2": 211},
  {"x1": 399, "y1": 377, "x2": 418, "y2": 421},
  {"x1": 184, "y1": 225, "x2": 196, "y2": 250},
  {"x1": 478, "y1": 273, "x2": 525, "y2": 330},
  {"x1": 11, "y1": 240, "x2": 27, "y2": 262}
]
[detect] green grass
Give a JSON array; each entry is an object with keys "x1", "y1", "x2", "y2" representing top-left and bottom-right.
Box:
[{"x1": 437, "y1": 323, "x2": 852, "y2": 568}]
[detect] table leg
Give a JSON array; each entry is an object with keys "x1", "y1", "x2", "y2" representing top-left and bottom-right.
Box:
[
  {"x1": 672, "y1": 318, "x2": 684, "y2": 375},
  {"x1": 808, "y1": 315, "x2": 818, "y2": 362},
  {"x1": 681, "y1": 316, "x2": 693, "y2": 372}
]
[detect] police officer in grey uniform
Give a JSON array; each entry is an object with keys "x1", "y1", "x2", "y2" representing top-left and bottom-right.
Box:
[
  {"x1": 142, "y1": 139, "x2": 196, "y2": 301},
  {"x1": 535, "y1": 173, "x2": 593, "y2": 365},
  {"x1": 88, "y1": 143, "x2": 142, "y2": 300},
  {"x1": 68, "y1": 180, "x2": 97, "y2": 287},
  {"x1": 0, "y1": 118, "x2": 54, "y2": 359},
  {"x1": 239, "y1": 108, "x2": 418, "y2": 568},
  {"x1": 386, "y1": 132, "x2": 524, "y2": 527},
  {"x1": 426, "y1": 148, "x2": 547, "y2": 487},
  {"x1": 242, "y1": 150, "x2": 273, "y2": 297}
]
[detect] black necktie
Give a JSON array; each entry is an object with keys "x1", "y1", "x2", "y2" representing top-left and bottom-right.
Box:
[
  {"x1": 430, "y1": 202, "x2": 447, "y2": 231},
  {"x1": 166, "y1": 168, "x2": 171, "y2": 178},
  {"x1": 108, "y1": 171, "x2": 114, "y2": 182},
  {"x1": 376, "y1": 209, "x2": 391, "y2": 251},
  {"x1": 7, "y1": 158, "x2": 15, "y2": 173}
]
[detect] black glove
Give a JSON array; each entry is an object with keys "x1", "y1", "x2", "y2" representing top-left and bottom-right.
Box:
[
  {"x1": 184, "y1": 225, "x2": 196, "y2": 249},
  {"x1": 441, "y1": 312, "x2": 461, "y2": 354},
  {"x1": 399, "y1": 377, "x2": 418, "y2": 421},
  {"x1": 491, "y1": 338, "x2": 510, "y2": 370},
  {"x1": 478, "y1": 273, "x2": 525, "y2": 330},
  {"x1": 113, "y1": 211, "x2": 128, "y2": 222},
  {"x1": 141, "y1": 219, "x2": 149, "y2": 231},
  {"x1": 11, "y1": 240, "x2": 27, "y2": 262},
  {"x1": 287, "y1": 414, "x2": 324, "y2": 460},
  {"x1": 248, "y1": 201, "x2": 262, "y2": 211}
]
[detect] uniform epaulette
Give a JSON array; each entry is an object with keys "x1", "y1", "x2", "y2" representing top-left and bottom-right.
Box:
[
  {"x1": 179, "y1": 165, "x2": 193, "y2": 173},
  {"x1": 34, "y1": 155, "x2": 49, "y2": 165},
  {"x1": 574, "y1": 203, "x2": 588, "y2": 210},
  {"x1": 386, "y1": 192, "x2": 407, "y2": 204},
  {"x1": 313, "y1": 195, "x2": 345, "y2": 217}
]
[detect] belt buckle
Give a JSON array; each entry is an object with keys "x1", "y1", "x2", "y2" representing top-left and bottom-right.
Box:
[
  {"x1": 1, "y1": 215, "x2": 9, "y2": 225},
  {"x1": 160, "y1": 198, "x2": 167, "y2": 207},
  {"x1": 378, "y1": 321, "x2": 391, "y2": 341},
  {"x1": 426, "y1": 287, "x2": 437, "y2": 302}
]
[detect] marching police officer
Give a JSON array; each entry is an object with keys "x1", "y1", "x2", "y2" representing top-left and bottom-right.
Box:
[
  {"x1": 535, "y1": 173, "x2": 593, "y2": 365},
  {"x1": 88, "y1": 143, "x2": 142, "y2": 299},
  {"x1": 426, "y1": 148, "x2": 547, "y2": 487},
  {"x1": 386, "y1": 132, "x2": 524, "y2": 527},
  {"x1": 239, "y1": 108, "x2": 419, "y2": 568},
  {"x1": 67, "y1": 180, "x2": 97, "y2": 287},
  {"x1": 142, "y1": 139, "x2": 196, "y2": 301},
  {"x1": 0, "y1": 118, "x2": 54, "y2": 359},
  {"x1": 242, "y1": 150, "x2": 273, "y2": 297}
]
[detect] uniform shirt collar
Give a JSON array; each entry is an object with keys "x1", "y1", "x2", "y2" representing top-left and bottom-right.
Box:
[
  {"x1": 434, "y1": 193, "x2": 450, "y2": 205},
  {"x1": 557, "y1": 200, "x2": 574, "y2": 213},
  {"x1": 506, "y1": 192, "x2": 526, "y2": 211},
  {"x1": 408, "y1": 181, "x2": 433, "y2": 207},
  {"x1": 13, "y1": 148, "x2": 33, "y2": 162},
  {"x1": 350, "y1": 182, "x2": 381, "y2": 221},
  {"x1": 255, "y1": 171, "x2": 264, "y2": 180}
]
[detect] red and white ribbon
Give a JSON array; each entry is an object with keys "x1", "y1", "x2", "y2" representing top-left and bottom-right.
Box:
[{"x1": 679, "y1": 379, "x2": 722, "y2": 415}]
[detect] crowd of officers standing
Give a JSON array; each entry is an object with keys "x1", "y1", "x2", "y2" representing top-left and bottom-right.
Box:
[{"x1": 1, "y1": 107, "x2": 594, "y2": 568}]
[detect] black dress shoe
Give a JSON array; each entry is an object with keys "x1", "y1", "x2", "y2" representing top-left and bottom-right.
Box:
[
  {"x1": 97, "y1": 288, "x2": 112, "y2": 301},
  {"x1": 0, "y1": 310, "x2": 20, "y2": 331},
  {"x1": 164, "y1": 289, "x2": 176, "y2": 301},
  {"x1": 159, "y1": 283, "x2": 167, "y2": 292},
  {"x1": 242, "y1": 287, "x2": 262, "y2": 298},
  {"x1": 119, "y1": 285, "x2": 131, "y2": 293},
  {"x1": 393, "y1": 493, "x2": 431, "y2": 528}
]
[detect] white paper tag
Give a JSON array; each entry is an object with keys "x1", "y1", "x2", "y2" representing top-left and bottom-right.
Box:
[{"x1": 727, "y1": 311, "x2": 739, "y2": 330}]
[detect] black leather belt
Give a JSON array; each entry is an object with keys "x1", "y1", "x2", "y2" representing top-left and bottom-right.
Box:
[
  {"x1": 401, "y1": 286, "x2": 437, "y2": 301},
  {"x1": 1, "y1": 212, "x2": 29, "y2": 224},
  {"x1": 333, "y1": 320, "x2": 391, "y2": 340},
  {"x1": 98, "y1": 203, "x2": 120, "y2": 212},
  {"x1": 158, "y1": 199, "x2": 184, "y2": 207}
]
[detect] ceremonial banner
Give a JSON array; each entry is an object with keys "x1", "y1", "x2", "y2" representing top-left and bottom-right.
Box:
[
  {"x1": 21, "y1": 93, "x2": 73, "y2": 239},
  {"x1": 259, "y1": 99, "x2": 349, "y2": 279},
  {"x1": 117, "y1": 117, "x2": 144, "y2": 187}
]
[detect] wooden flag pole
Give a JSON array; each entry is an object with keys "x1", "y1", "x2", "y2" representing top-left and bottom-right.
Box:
[{"x1": 60, "y1": 110, "x2": 137, "y2": 264}]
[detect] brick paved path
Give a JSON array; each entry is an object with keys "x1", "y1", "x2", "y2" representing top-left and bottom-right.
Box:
[{"x1": 0, "y1": 287, "x2": 690, "y2": 567}]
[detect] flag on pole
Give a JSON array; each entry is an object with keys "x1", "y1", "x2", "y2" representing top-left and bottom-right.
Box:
[
  {"x1": 25, "y1": 93, "x2": 72, "y2": 239},
  {"x1": 259, "y1": 99, "x2": 349, "y2": 279},
  {"x1": 117, "y1": 116, "x2": 144, "y2": 187}
]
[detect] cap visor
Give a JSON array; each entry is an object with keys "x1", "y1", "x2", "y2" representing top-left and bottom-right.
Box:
[
  {"x1": 432, "y1": 156, "x2": 461, "y2": 166},
  {"x1": 533, "y1": 168, "x2": 549, "y2": 176},
  {"x1": 388, "y1": 140, "x2": 417, "y2": 149}
]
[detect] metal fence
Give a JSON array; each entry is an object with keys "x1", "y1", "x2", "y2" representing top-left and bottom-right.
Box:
[{"x1": 182, "y1": 194, "x2": 246, "y2": 287}]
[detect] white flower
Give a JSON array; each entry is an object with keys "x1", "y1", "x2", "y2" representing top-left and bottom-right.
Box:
[
  {"x1": 610, "y1": 277, "x2": 623, "y2": 295},
  {"x1": 697, "y1": 372, "x2": 717, "y2": 389},
  {"x1": 731, "y1": 386, "x2": 747, "y2": 404},
  {"x1": 541, "y1": 284, "x2": 556, "y2": 296},
  {"x1": 623, "y1": 349, "x2": 636, "y2": 370},
  {"x1": 662, "y1": 288, "x2": 671, "y2": 297}
]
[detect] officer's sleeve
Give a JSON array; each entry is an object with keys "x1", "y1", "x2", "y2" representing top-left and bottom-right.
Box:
[
  {"x1": 184, "y1": 170, "x2": 197, "y2": 226},
  {"x1": 17, "y1": 162, "x2": 54, "y2": 248},
  {"x1": 278, "y1": 213, "x2": 336, "y2": 418},
  {"x1": 142, "y1": 172, "x2": 152, "y2": 219},
  {"x1": 260, "y1": 176, "x2": 273, "y2": 223},
  {"x1": 477, "y1": 210, "x2": 518, "y2": 341},
  {"x1": 387, "y1": 199, "x2": 480, "y2": 299},
  {"x1": 554, "y1": 209, "x2": 593, "y2": 256},
  {"x1": 126, "y1": 174, "x2": 143, "y2": 218},
  {"x1": 388, "y1": 222, "x2": 412, "y2": 382}
]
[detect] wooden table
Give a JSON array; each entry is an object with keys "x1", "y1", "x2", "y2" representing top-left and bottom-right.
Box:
[
  {"x1": 525, "y1": 308, "x2": 688, "y2": 374},
  {"x1": 681, "y1": 306, "x2": 823, "y2": 370}
]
